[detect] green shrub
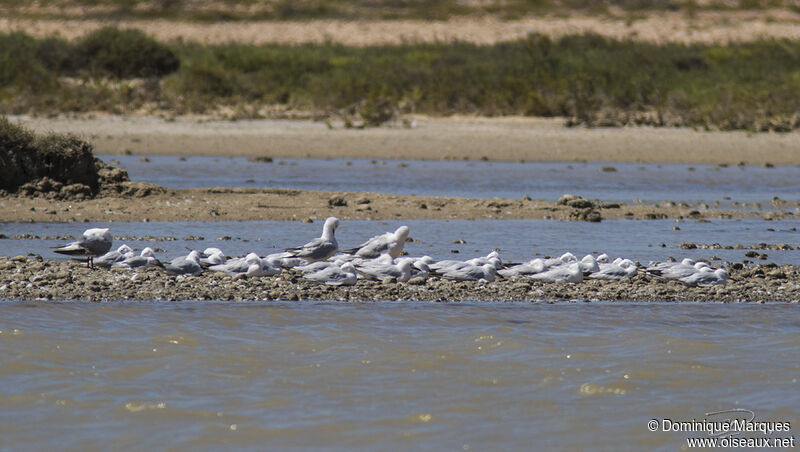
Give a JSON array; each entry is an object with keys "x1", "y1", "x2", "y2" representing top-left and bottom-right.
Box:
[{"x1": 72, "y1": 27, "x2": 179, "y2": 78}]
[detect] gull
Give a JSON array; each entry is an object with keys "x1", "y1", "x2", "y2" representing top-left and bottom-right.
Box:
[
  {"x1": 543, "y1": 252, "x2": 577, "y2": 268},
  {"x1": 210, "y1": 253, "x2": 281, "y2": 276},
  {"x1": 285, "y1": 217, "x2": 339, "y2": 262},
  {"x1": 93, "y1": 244, "x2": 134, "y2": 269},
  {"x1": 343, "y1": 225, "x2": 410, "y2": 259},
  {"x1": 588, "y1": 259, "x2": 638, "y2": 280},
  {"x1": 529, "y1": 263, "x2": 583, "y2": 283},
  {"x1": 498, "y1": 258, "x2": 546, "y2": 278},
  {"x1": 466, "y1": 251, "x2": 503, "y2": 267},
  {"x1": 164, "y1": 250, "x2": 203, "y2": 276},
  {"x1": 680, "y1": 268, "x2": 729, "y2": 286},
  {"x1": 411, "y1": 260, "x2": 431, "y2": 280},
  {"x1": 429, "y1": 257, "x2": 475, "y2": 274},
  {"x1": 303, "y1": 262, "x2": 357, "y2": 286},
  {"x1": 53, "y1": 227, "x2": 113, "y2": 268},
  {"x1": 264, "y1": 251, "x2": 305, "y2": 269},
  {"x1": 355, "y1": 257, "x2": 414, "y2": 282},
  {"x1": 113, "y1": 247, "x2": 162, "y2": 270},
  {"x1": 647, "y1": 259, "x2": 709, "y2": 280},
  {"x1": 199, "y1": 247, "x2": 226, "y2": 268},
  {"x1": 439, "y1": 263, "x2": 497, "y2": 282},
  {"x1": 293, "y1": 258, "x2": 347, "y2": 274},
  {"x1": 579, "y1": 254, "x2": 600, "y2": 275}
]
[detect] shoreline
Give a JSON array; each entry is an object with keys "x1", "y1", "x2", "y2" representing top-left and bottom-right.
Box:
[
  {"x1": 1, "y1": 257, "x2": 796, "y2": 303},
  {"x1": 12, "y1": 115, "x2": 800, "y2": 166},
  {"x1": 1, "y1": 188, "x2": 796, "y2": 223}
]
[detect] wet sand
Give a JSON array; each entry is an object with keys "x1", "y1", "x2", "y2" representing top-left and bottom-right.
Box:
[
  {"x1": 1, "y1": 256, "x2": 796, "y2": 303},
  {"x1": 14, "y1": 115, "x2": 800, "y2": 166}
]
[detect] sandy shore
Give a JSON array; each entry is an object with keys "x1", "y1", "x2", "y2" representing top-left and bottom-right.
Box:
[
  {"x1": 3, "y1": 11, "x2": 800, "y2": 45},
  {"x1": 14, "y1": 115, "x2": 800, "y2": 166},
  {"x1": 1, "y1": 256, "x2": 796, "y2": 302}
]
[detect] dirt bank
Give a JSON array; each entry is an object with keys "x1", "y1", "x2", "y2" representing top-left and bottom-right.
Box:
[
  {"x1": 1, "y1": 256, "x2": 796, "y2": 302},
  {"x1": 13, "y1": 115, "x2": 800, "y2": 166}
]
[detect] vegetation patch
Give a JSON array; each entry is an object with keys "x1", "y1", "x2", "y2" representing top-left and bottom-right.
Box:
[
  {"x1": 0, "y1": 117, "x2": 164, "y2": 199},
  {"x1": 2, "y1": 28, "x2": 800, "y2": 131}
]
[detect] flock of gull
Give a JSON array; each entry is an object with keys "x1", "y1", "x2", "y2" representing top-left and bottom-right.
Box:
[{"x1": 53, "y1": 218, "x2": 730, "y2": 287}]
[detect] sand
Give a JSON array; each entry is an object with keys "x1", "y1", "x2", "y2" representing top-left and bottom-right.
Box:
[
  {"x1": 14, "y1": 115, "x2": 800, "y2": 166},
  {"x1": 3, "y1": 11, "x2": 800, "y2": 46}
]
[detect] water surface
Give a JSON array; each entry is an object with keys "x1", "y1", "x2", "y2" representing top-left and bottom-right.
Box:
[
  {"x1": 0, "y1": 301, "x2": 797, "y2": 450},
  {"x1": 103, "y1": 155, "x2": 800, "y2": 206},
  {"x1": 2, "y1": 219, "x2": 798, "y2": 265}
]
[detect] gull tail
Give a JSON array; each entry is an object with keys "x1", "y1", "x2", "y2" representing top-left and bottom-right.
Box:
[{"x1": 53, "y1": 244, "x2": 88, "y2": 256}]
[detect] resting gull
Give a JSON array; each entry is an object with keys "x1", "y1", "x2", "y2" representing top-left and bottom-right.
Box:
[
  {"x1": 588, "y1": 258, "x2": 638, "y2": 280},
  {"x1": 93, "y1": 244, "x2": 134, "y2": 269},
  {"x1": 113, "y1": 247, "x2": 162, "y2": 270},
  {"x1": 303, "y1": 262, "x2": 358, "y2": 286},
  {"x1": 439, "y1": 262, "x2": 497, "y2": 282},
  {"x1": 498, "y1": 258, "x2": 546, "y2": 278},
  {"x1": 529, "y1": 262, "x2": 583, "y2": 283},
  {"x1": 343, "y1": 225, "x2": 409, "y2": 259},
  {"x1": 680, "y1": 267, "x2": 729, "y2": 286},
  {"x1": 355, "y1": 257, "x2": 414, "y2": 282},
  {"x1": 164, "y1": 250, "x2": 203, "y2": 276}
]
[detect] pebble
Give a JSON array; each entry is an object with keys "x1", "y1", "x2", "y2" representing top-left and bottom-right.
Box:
[{"x1": 0, "y1": 257, "x2": 798, "y2": 303}]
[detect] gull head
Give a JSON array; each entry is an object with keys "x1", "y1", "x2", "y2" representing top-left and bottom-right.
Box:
[{"x1": 395, "y1": 225, "x2": 410, "y2": 240}]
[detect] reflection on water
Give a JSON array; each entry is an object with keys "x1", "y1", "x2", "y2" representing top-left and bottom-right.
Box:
[
  {"x1": 103, "y1": 155, "x2": 800, "y2": 205},
  {"x1": 2, "y1": 218, "x2": 799, "y2": 265},
  {"x1": 0, "y1": 301, "x2": 798, "y2": 450}
]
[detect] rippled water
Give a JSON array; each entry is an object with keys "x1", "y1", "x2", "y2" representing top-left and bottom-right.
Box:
[
  {"x1": 0, "y1": 301, "x2": 798, "y2": 450},
  {"x1": 103, "y1": 154, "x2": 800, "y2": 205},
  {"x1": 2, "y1": 218, "x2": 798, "y2": 265}
]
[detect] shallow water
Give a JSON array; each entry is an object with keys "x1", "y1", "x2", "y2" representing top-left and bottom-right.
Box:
[
  {"x1": 0, "y1": 301, "x2": 798, "y2": 450},
  {"x1": 2, "y1": 218, "x2": 798, "y2": 265},
  {"x1": 103, "y1": 155, "x2": 800, "y2": 206}
]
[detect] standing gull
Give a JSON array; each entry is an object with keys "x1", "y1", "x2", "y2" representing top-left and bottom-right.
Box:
[
  {"x1": 343, "y1": 225, "x2": 410, "y2": 259},
  {"x1": 285, "y1": 217, "x2": 340, "y2": 263},
  {"x1": 53, "y1": 228, "x2": 113, "y2": 268}
]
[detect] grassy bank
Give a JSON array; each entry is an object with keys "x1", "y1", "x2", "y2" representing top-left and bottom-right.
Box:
[{"x1": 2, "y1": 27, "x2": 800, "y2": 131}]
